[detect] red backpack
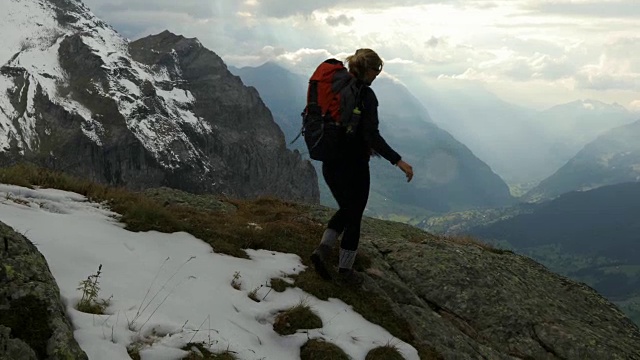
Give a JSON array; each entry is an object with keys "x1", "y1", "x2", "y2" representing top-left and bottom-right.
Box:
[{"x1": 298, "y1": 59, "x2": 363, "y2": 161}]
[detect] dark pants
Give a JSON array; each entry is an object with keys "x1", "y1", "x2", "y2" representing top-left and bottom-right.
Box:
[{"x1": 322, "y1": 160, "x2": 370, "y2": 251}]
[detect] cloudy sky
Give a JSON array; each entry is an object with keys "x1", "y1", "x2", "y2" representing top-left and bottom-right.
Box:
[{"x1": 82, "y1": 0, "x2": 640, "y2": 111}]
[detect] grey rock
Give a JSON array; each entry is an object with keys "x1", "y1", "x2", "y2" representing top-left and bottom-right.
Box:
[
  {"x1": 0, "y1": 222, "x2": 88, "y2": 360},
  {"x1": 0, "y1": 325, "x2": 38, "y2": 360},
  {"x1": 351, "y1": 216, "x2": 640, "y2": 360}
]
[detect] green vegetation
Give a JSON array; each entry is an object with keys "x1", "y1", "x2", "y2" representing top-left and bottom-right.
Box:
[
  {"x1": 77, "y1": 264, "x2": 110, "y2": 314},
  {"x1": 0, "y1": 164, "x2": 436, "y2": 356},
  {"x1": 507, "y1": 181, "x2": 538, "y2": 198},
  {"x1": 420, "y1": 205, "x2": 534, "y2": 235},
  {"x1": 273, "y1": 300, "x2": 323, "y2": 335}
]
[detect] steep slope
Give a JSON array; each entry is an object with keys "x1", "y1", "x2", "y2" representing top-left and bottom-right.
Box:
[
  {"x1": 371, "y1": 78, "x2": 514, "y2": 214},
  {"x1": 404, "y1": 80, "x2": 545, "y2": 183},
  {"x1": 230, "y1": 62, "x2": 306, "y2": 151},
  {"x1": 468, "y1": 182, "x2": 640, "y2": 324},
  {"x1": 524, "y1": 119, "x2": 640, "y2": 202},
  {"x1": 0, "y1": 0, "x2": 318, "y2": 202},
  {"x1": 232, "y1": 63, "x2": 514, "y2": 217}
]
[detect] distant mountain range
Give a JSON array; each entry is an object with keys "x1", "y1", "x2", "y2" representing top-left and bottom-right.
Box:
[
  {"x1": 524, "y1": 119, "x2": 640, "y2": 202},
  {"x1": 231, "y1": 62, "x2": 515, "y2": 217},
  {"x1": 403, "y1": 79, "x2": 637, "y2": 185}
]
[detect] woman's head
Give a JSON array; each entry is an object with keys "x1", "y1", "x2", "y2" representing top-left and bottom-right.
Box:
[{"x1": 345, "y1": 48, "x2": 384, "y2": 84}]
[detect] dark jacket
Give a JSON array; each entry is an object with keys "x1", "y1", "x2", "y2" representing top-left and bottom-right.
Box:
[{"x1": 348, "y1": 83, "x2": 401, "y2": 165}]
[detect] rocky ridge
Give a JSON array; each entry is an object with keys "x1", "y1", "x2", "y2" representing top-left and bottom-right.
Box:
[{"x1": 0, "y1": 0, "x2": 318, "y2": 203}]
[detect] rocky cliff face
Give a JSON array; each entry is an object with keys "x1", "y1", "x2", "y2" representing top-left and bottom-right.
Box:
[{"x1": 0, "y1": 0, "x2": 318, "y2": 203}]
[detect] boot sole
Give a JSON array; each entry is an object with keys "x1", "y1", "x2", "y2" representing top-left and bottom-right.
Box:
[{"x1": 310, "y1": 252, "x2": 332, "y2": 280}]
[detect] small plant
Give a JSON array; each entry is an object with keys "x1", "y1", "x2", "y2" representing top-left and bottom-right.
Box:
[
  {"x1": 77, "y1": 264, "x2": 109, "y2": 314},
  {"x1": 182, "y1": 342, "x2": 237, "y2": 360},
  {"x1": 4, "y1": 193, "x2": 30, "y2": 206},
  {"x1": 231, "y1": 271, "x2": 242, "y2": 290},
  {"x1": 126, "y1": 344, "x2": 142, "y2": 360},
  {"x1": 248, "y1": 285, "x2": 263, "y2": 303},
  {"x1": 273, "y1": 299, "x2": 323, "y2": 336}
]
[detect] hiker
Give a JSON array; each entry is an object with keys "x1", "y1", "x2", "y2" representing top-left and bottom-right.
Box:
[{"x1": 309, "y1": 48, "x2": 414, "y2": 285}]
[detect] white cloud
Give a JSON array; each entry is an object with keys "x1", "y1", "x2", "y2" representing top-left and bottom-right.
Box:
[
  {"x1": 80, "y1": 0, "x2": 640, "y2": 109},
  {"x1": 527, "y1": 0, "x2": 640, "y2": 18},
  {"x1": 630, "y1": 100, "x2": 640, "y2": 112},
  {"x1": 575, "y1": 54, "x2": 640, "y2": 90}
]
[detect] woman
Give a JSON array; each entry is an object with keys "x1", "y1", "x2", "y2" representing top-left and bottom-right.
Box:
[{"x1": 310, "y1": 48, "x2": 414, "y2": 286}]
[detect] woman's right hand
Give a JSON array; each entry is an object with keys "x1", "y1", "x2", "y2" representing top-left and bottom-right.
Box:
[{"x1": 396, "y1": 160, "x2": 414, "y2": 182}]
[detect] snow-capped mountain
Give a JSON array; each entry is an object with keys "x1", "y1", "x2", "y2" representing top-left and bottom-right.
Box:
[{"x1": 0, "y1": 0, "x2": 318, "y2": 202}]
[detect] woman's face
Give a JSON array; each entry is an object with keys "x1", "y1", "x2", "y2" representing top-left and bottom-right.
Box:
[{"x1": 365, "y1": 66, "x2": 382, "y2": 85}]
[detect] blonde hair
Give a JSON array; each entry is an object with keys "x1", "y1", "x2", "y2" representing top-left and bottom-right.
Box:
[{"x1": 345, "y1": 48, "x2": 384, "y2": 80}]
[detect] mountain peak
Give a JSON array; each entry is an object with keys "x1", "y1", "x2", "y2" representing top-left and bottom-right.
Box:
[
  {"x1": 550, "y1": 99, "x2": 628, "y2": 112},
  {"x1": 134, "y1": 30, "x2": 203, "y2": 50}
]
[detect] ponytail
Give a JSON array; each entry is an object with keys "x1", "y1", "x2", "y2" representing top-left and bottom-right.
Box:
[{"x1": 345, "y1": 48, "x2": 384, "y2": 80}]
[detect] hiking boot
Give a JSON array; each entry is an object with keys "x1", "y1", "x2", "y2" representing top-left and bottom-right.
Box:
[
  {"x1": 336, "y1": 268, "x2": 364, "y2": 287},
  {"x1": 310, "y1": 244, "x2": 332, "y2": 280}
]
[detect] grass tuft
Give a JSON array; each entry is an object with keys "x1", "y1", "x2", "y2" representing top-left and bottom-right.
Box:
[
  {"x1": 269, "y1": 278, "x2": 290, "y2": 292},
  {"x1": 299, "y1": 339, "x2": 350, "y2": 360},
  {"x1": 230, "y1": 271, "x2": 242, "y2": 290},
  {"x1": 273, "y1": 300, "x2": 323, "y2": 336},
  {"x1": 248, "y1": 286, "x2": 262, "y2": 302},
  {"x1": 365, "y1": 344, "x2": 405, "y2": 360}
]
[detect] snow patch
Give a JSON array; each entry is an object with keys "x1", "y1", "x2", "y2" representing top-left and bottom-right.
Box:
[{"x1": 0, "y1": 184, "x2": 421, "y2": 360}]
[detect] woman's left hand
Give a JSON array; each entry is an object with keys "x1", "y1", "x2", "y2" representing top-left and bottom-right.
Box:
[{"x1": 396, "y1": 160, "x2": 414, "y2": 182}]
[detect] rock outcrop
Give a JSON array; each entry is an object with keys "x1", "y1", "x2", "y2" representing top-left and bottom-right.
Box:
[
  {"x1": 350, "y1": 215, "x2": 640, "y2": 359},
  {"x1": 0, "y1": 221, "x2": 87, "y2": 359}
]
